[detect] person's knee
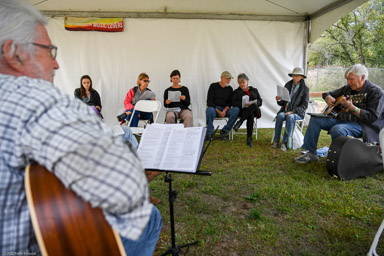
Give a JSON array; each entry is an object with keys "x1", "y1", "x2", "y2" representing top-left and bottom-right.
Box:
[
  {"x1": 329, "y1": 126, "x2": 347, "y2": 140},
  {"x1": 206, "y1": 107, "x2": 216, "y2": 119},
  {"x1": 166, "y1": 112, "x2": 175, "y2": 123},
  {"x1": 276, "y1": 112, "x2": 285, "y2": 121},
  {"x1": 232, "y1": 107, "x2": 240, "y2": 115}
]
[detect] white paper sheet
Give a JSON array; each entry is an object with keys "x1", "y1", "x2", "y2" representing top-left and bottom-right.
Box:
[
  {"x1": 277, "y1": 85, "x2": 290, "y2": 102},
  {"x1": 137, "y1": 124, "x2": 206, "y2": 172},
  {"x1": 168, "y1": 91, "x2": 181, "y2": 102}
]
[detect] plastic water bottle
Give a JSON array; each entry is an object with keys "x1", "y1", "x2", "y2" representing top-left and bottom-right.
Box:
[{"x1": 287, "y1": 136, "x2": 293, "y2": 149}]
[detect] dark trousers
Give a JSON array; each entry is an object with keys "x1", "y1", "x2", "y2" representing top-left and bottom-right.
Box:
[{"x1": 238, "y1": 104, "x2": 261, "y2": 137}]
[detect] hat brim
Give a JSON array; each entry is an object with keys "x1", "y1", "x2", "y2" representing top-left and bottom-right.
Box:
[{"x1": 288, "y1": 73, "x2": 306, "y2": 79}]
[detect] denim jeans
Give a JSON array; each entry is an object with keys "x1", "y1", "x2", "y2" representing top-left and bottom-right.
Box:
[
  {"x1": 126, "y1": 108, "x2": 152, "y2": 127},
  {"x1": 120, "y1": 206, "x2": 162, "y2": 256},
  {"x1": 273, "y1": 112, "x2": 303, "y2": 144},
  {"x1": 120, "y1": 126, "x2": 139, "y2": 149},
  {"x1": 206, "y1": 106, "x2": 240, "y2": 135},
  {"x1": 302, "y1": 117, "x2": 363, "y2": 153}
]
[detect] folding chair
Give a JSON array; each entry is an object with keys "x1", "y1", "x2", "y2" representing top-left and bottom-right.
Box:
[
  {"x1": 213, "y1": 117, "x2": 231, "y2": 139},
  {"x1": 127, "y1": 100, "x2": 162, "y2": 136},
  {"x1": 230, "y1": 117, "x2": 258, "y2": 140}
]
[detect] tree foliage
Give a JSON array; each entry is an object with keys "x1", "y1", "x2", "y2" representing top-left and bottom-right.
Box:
[{"x1": 309, "y1": 0, "x2": 384, "y2": 68}]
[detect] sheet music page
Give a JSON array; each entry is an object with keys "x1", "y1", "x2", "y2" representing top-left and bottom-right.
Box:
[
  {"x1": 160, "y1": 127, "x2": 206, "y2": 172},
  {"x1": 277, "y1": 85, "x2": 290, "y2": 102},
  {"x1": 165, "y1": 107, "x2": 181, "y2": 112},
  {"x1": 242, "y1": 95, "x2": 249, "y2": 108},
  {"x1": 168, "y1": 91, "x2": 181, "y2": 102},
  {"x1": 137, "y1": 124, "x2": 181, "y2": 169}
]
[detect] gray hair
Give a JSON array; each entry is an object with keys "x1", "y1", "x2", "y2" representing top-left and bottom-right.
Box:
[
  {"x1": 237, "y1": 73, "x2": 249, "y2": 81},
  {"x1": 0, "y1": 0, "x2": 47, "y2": 56},
  {"x1": 344, "y1": 64, "x2": 369, "y2": 80}
]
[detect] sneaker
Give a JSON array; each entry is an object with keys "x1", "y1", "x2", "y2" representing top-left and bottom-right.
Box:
[
  {"x1": 294, "y1": 152, "x2": 319, "y2": 163},
  {"x1": 271, "y1": 142, "x2": 279, "y2": 148},
  {"x1": 280, "y1": 143, "x2": 287, "y2": 151}
]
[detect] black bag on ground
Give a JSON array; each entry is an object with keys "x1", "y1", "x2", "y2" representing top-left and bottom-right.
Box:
[{"x1": 326, "y1": 136, "x2": 383, "y2": 180}]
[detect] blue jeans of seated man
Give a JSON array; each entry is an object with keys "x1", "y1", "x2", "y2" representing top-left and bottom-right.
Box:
[
  {"x1": 274, "y1": 112, "x2": 303, "y2": 144},
  {"x1": 120, "y1": 126, "x2": 139, "y2": 149},
  {"x1": 120, "y1": 206, "x2": 162, "y2": 256},
  {"x1": 206, "y1": 106, "x2": 240, "y2": 135},
  {"x1": 302, "y1": 117, "x2": 363, "y2": 153},
  {"x1": 126, "y1": 108, "x2": 153, "y2": 127}
]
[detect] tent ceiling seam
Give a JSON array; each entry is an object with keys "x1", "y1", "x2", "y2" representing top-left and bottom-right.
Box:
[{"x1": 41, "y1": 10, "x2": 306, "y2": 22}]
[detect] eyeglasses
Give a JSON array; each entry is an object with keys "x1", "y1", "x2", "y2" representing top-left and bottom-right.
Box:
[
  {"x1": 31, "y1": 42, "x2": 58, "y2": 60},
  {"x1": 142, "y1": 80, "x2": 150, "y2": 83}
]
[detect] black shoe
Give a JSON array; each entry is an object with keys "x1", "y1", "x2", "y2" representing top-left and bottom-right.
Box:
[
  {"x1": 233, "y1": 121, "x2": 242, "y2": 132},
  {"x1": 246, "y1": 137, "x2": 253, "y2": 148},
  {"x1": 220, "y1": 130, "x2": 229, "y2": 141},
  {"x1": 205, "y1": 134, "x2": 213, "y2": 141},
  {"x1": 117, "y1": 112, "x2": 128, "y2": 122}
]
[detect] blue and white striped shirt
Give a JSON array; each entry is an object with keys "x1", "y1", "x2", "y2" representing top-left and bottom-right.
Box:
[{"x1": 0, "y1": 74, "x2": 152, "y2": 254}]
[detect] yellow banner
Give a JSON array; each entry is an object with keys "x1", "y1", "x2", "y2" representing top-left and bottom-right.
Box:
[{"x1": 64, "y1": 17, "x2": 124, "y2": 32}]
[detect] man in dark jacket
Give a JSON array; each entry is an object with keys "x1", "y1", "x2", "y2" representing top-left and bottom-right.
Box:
[
  {"x1": 295, "y1": 64, "x2": 384, "y2": 163},
  {"x1": 272, "y1": 67, "x2": 309, "y2": 151},
  {"x1": 206, "y1": 71, "x2": 240, "y2": 140}
]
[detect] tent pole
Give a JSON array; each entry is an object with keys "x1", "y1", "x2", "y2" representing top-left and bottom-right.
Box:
[{"x1": 303, "y1": 17, "x2": 311, "y2": 74}]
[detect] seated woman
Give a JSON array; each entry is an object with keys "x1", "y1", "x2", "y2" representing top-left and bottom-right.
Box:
[
  {"x1": 74, "y1": 75, "x2": 103, "y2": 118},
  {"x1": 123, "y1": 73, "x2": 156, "y2": 127},
  {"x1": 231, "y1": 73, "x2": 263, "y2": 148},
  {"x1": 163, "y1": 70, "x2": 193, "y2": 127},
  {"x1": 272, "y1": 67, "x2": 309, "y2": 151}
]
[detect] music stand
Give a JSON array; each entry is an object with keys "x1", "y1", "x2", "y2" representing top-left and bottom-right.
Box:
[{"x1": 158, "y1": 127, "x2": 217, "y2": 256}]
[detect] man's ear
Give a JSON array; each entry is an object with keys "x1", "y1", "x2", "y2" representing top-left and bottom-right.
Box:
[{"x1": 2, "y1": 40, "x2": 27, "y2": 71}]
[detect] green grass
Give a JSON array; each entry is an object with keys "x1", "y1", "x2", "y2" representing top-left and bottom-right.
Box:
[{"x1": 151, "y1": 128, "x2": 384, "y2": 255}]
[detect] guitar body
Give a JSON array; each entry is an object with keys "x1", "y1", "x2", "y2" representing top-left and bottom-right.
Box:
[
  {"x1": 323, "y1": 94, "x2": 366, "y2": 117},
  {"x1": 25, "y1": 164, "x2": 126, "y2": 256},
  {"x1": 326, "y1": 136, "x2": 383, "y2": 180}
]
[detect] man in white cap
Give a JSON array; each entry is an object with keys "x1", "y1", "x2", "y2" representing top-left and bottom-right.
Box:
[
  {"x1": 206, "y1": 71, "x2": 240, "y2": 140},
  {"x1": 272, "y1": 67, "x2": 309, "y2": 151},
  {"x1": 0, "y1": 0, "x2": 161, "y2": 254},
  {"x1": 295, "y1": 64, "x2": 384, "y2": 164}
]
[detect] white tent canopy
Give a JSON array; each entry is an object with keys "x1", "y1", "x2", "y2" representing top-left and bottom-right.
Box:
[{"x1": 27, "y1": 0, "x2": 368, "y2": 128}]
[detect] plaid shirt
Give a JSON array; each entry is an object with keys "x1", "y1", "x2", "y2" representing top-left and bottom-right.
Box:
[{"x1": 0, "y1": 74, "x2": 152, "y2": 254}]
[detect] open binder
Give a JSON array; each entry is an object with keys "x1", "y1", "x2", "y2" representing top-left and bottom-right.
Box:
[{"x1": 137, "y1": 124, "x2": 206, "y2": 173}]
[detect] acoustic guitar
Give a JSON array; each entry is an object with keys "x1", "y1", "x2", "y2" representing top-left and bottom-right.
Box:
[
  {"x1": 25, "y1": 163, "x2": 126, "y2": 256},
  {"x1": 323, "y1": 93, "x2": 366, "y2": 117}
]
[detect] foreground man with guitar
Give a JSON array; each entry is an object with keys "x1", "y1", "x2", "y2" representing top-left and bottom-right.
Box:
[
  {"x1": 0, "y1": 0, "x2": 161, "y2": 255},
  {"x1": 295, "y1": 64, "x2": 384, "y2": 164}
]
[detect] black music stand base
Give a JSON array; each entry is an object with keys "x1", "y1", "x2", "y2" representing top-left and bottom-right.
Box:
[{"x1": 160, "y1": 173, "x2": 199, "y2": 256}]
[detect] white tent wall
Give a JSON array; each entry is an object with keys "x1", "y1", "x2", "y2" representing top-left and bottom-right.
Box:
[{"x1": 46, "y1": 18, "x2": 305, "y2": 128}]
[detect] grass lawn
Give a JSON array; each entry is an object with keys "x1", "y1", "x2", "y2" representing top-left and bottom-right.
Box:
[{"x1": 150, "y1": 128, "x2": 384, "y2": 256}]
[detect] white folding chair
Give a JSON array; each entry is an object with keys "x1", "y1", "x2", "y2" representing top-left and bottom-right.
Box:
[
  {"x1": 368, "y1": 129, "x2": 384, "y2": 255},
  {"x1": 230, "y1": 117, "x2": 258, "y2": 140},
  {"x1": 213, "y1": 117, "x2": 231, "y2": 139},
  {"x1": 127, "y1": 100, "x2": 162, "y2": 136}
]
